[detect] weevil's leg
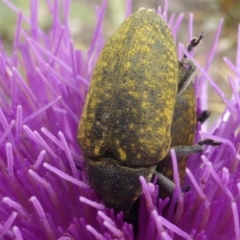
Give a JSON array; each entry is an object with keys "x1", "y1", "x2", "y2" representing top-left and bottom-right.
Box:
[
  {"x1": 177, "y1": 60, "x2": 196, "y2": 95},
  {"x1": 155, "y1": 171, "x2": 175, "y2": 197},
  {"x1": 172, "y1": 139, "x2": 221, "y2": 157},
  {"x1": 123, "y1": 198, "x2": 140, "y2": 237},
  {"x1": 177, "y1": 33, "x2": 204, "y2": 95},
  {"x1": 197, "y1": 110, "x2": 211, "y2": 124},
  {"x1": 155, "y1": 172, "x2": 191, "y2": 197}
]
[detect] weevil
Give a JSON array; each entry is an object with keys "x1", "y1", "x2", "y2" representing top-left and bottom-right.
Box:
[{"x1": 78, "y1": 8, "x2": 218, "y2": 211}]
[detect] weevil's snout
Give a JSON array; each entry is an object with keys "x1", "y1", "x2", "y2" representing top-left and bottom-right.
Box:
[{"x1": 85, "y1": 156, "x2": 155, "y2": 211}]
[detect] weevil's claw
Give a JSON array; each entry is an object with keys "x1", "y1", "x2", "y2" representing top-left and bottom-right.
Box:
[
  {"x1": 197, "y1": 139, "x2": 222, "y2": 146},
  {"x1": 197, "y1": 110, "x2": 210, "y2": 124},
  {"x1": 184, "y1": 32, "x2": 204, "y2": 58},
  {"x1": 187, "y1": 32, "x2": 204, "y2": 51}
]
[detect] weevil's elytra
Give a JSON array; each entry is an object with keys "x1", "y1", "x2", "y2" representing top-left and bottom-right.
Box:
[{"x1": 79, "y1": 8, "x2": 178, "y2": 167}]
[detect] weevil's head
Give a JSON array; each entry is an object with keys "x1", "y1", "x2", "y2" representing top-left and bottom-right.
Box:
[{"x1": 85, "y1": 156, "x2": 156, "y2": 211}]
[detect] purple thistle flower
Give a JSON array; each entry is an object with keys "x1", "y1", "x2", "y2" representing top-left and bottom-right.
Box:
[{"x1": 0, "y1": 0, "x2": 239, "y2": 239}]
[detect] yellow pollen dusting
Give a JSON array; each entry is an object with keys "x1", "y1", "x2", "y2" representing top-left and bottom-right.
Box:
[
  {"x1": 101, "y1": 61, "x2": 108, "y2": 67},
  {"x1": 93, "y1": 141, "x2": 104, "y2": 155},
  {"x1": 85, "y1": 139, "x2": 90, "y2": 147},
  {"x1": 128, "y1": 91, "x2": 140, "y2": 99},
  {"x1": 156, "y1": 127, "x2": 165, "y2": 136},
  {"x1": 131, "y1": 108, "x2": 138, "y2": 115},
  {"x1": 130, "y1": 144, "x2": 135, "y2": 149},
  {"x1": 89, "y1": 98, "x2": 98, "y2": 110},
  {"x1": 143, "y1": 92, "x2": 148, "y2": 99},
  {"x1": 118, "y1": 148, "x2": 127, "y2": 161},
  {"x1": 146, "y1": 126, "x2": 153, "y2": 131},
  {"x1": 129, "y1": 124, "x2": 135, "y2": 130},
  {"x1": 142, "y1": 101, "x2": 150, "y2": 109},
  {"x1": 155, "y1": 116, "x2": 160, "y2": 122},
  {"x1": 126, "y1": 61, "x2": 132, "y2": 69},
  {"x1": 139, "y1": 129, "x2": 144, "y2": 134},
  {"x1": 88, "y1": 113, "x2": 94, "y2": 118},
  {"x1": 150, "y1": 150, "x2": 156, "y2": 155},
  {"x1": 140, "y1": 41, "x2": 150, "y2": 52}
]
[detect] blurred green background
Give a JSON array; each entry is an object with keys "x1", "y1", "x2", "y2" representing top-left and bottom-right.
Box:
[{"x1": 0, "y1": 0, "x2": 239, "y2": 127}]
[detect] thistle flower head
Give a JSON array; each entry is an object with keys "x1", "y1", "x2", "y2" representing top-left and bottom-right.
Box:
[{"x1": 0, "y1": 0, "x2": 239, "y2": 239}]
